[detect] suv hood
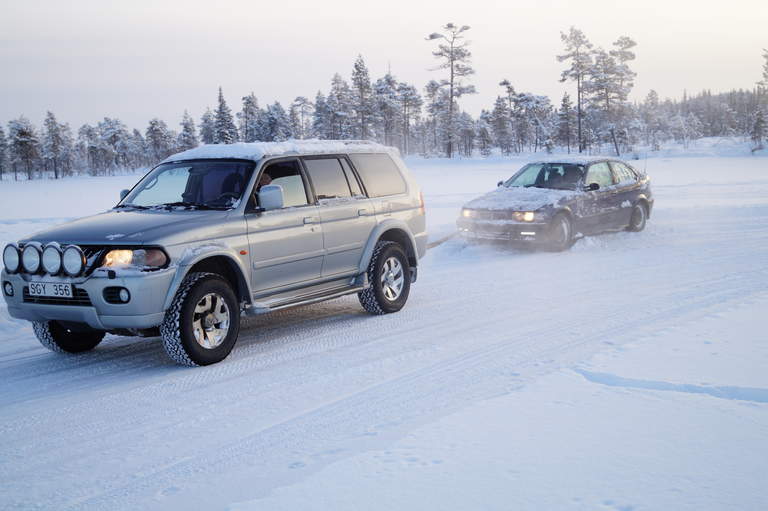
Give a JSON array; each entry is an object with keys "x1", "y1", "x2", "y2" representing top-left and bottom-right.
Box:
[
  {"x1": 20, "y1": 209, "x2": 229, "y2": 245},
  {"x1": 463, "y1": 186, "x2": 578, "y2": 211}
]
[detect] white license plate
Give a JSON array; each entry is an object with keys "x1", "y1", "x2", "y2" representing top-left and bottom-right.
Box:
[{"x1": 28, "y1": 282, "x2": 73, "y2": 299}]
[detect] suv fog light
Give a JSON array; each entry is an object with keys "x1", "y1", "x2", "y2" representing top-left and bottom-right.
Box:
[
  {"x1": 104, "y1": 286, "x2": 130, "y2": 304},
  {"x1": 119, "y1": 288, "x2": 130, "y2": 303},
  {"x1": 3, "y1": 282, "x2": 13, "y2": 297}
]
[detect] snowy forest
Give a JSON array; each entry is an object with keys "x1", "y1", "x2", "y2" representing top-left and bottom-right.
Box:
[{"x1": 2, "y1": 25, "x2": 767, "y2": 180}]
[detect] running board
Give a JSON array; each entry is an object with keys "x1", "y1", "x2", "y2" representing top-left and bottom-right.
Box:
[{"x1": 244, "y1": 285, "x2": 366, "y2": 315}]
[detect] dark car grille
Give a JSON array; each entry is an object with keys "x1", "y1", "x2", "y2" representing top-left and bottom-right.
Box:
[
  {"x1": 23, "y1": 286, "x2": 92, "y2": 306},
  {"x1": 471, "y1": 209, "x2": 512, "y2": 220}
]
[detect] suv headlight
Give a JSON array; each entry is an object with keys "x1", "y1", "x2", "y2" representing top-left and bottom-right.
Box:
[
  {"x1": 512, "y1": 211, "x2": 535, "y2": 222},
  {"x1": 103, "y1": 248, "x2": 168, "y2": 270}
]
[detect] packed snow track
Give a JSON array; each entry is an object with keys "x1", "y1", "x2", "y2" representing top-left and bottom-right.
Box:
[{"x1": 1, "y1": 155, "x2": 767, "y2": 510}]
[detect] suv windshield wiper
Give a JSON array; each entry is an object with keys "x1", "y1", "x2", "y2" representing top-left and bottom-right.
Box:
[
  {"x1": 157, "y1": 201, "x2": 228, "y2": 210},
  {"x1": 114, "y1": 203, "x2": 149, "y2": 210}
]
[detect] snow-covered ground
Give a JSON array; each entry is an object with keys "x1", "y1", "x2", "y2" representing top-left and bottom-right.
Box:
[{"x1": 1, "y1": 153, "x2": 767, "y2": 510}]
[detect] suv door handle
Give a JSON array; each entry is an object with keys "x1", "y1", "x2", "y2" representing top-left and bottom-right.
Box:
[
  {"x1": 357, "y1": 208, "x2": 369, "y2": 216},
  {"x1": 303, "y1": 216, "x2": 319, "y2": 224}
]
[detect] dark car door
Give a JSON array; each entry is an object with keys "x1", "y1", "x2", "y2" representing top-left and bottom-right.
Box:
[
  {"x1": 609, "y1": 161, "x2": 642, "y2": 228},
  {"x1": 580, "y1": 161, "x2": 622, "y2": 233}
]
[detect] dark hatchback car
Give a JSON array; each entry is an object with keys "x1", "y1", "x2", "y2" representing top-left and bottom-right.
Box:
[{"x1": 457, "y1": 158, "x2": 653, "y2": 250}]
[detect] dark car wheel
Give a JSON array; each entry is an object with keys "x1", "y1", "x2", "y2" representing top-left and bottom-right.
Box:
[
  {"x1": 627, "y1": 202, "x2": 648, "y2": 232},
  {"x1": 32, "y1": 321, "x2": 105, "y2": 353},
  {"x1": 160, "y1": 272, "x2": 240, "y2": 366},
  {"x1": 547, "y1": 213, "x2": 574, "y2": 251},
  {"x1": 358, "y1": 241, "x2": 411, "y2": 315}
]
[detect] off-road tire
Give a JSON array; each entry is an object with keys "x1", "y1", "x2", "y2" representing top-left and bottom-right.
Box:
[
  {"x1": 358, "y1": 241, "x2": 411, "y2": 315},
  {"x1": 547, "y1": 213, "x2": 574, "y2": 252},
  {"x1": 32, "y1": 321, "x2": 105, "y2": 353},
  {"x1": 627, "y1": 202, "x2": 648, "y2": 232},
  {"x1": 160, "y1": 272, "x2": 240, "y2": 366}
]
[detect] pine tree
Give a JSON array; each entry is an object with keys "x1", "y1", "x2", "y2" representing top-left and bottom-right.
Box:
[
  {"x1": 426, "y1": 23, "x2": 476, "y2": 157},
  {"x1": 557, "y1": 93, "x2": 575, "y2": 153},
  {"x1": 490, "y1": 96, "x2": 512, "y2": 154},
  {"x1": 8, "y1": 117, "x2": 40, "y2": 179},
  {"x1": 397, "y1": 82, "x2": 422, "y2": 154},
  {"x1": 263, "y1": 102, "x2": 292, "y2": 142},
  {"x1": 200, "y1": 108, "x2": 216, "y2": 144},
  {"x1": 290, "y1": 96, "x2": 313, "y2": 139},
  {"x1": 327, "y1": 74, "x2": 354, "y2": 139},
  {"x1": 145, "y1": 118, "x2": 174, "y2": 162},
  {"x1": 238, "y1": 93, "x2": 260, "y2": 142},
  {"x1": 0, "y1": 126, "x2": 7, "y2": 181},
  {"x1": 178, "y1": 110, "x2": 199, "y2": 150},
  {"x1": 475, "y1": 111, "x2": 493, "y2": 157},
  {"x1": 351, "y1": 55, "x2": 374, "y2": 139},
  {"x1": 373, "y1": 73, "x2": 401, "y2": 146},
  {"x1": 214, "y1": 87, "x2": 238, "y2": 144},
  {"x1": 557, "y1": 27, "x2": 593, "y2": 152},
  {"x1": 42, "y1": 111, "x2": 65, "y2": 178},
  {"x1": 752, "y1": 109, "x2": 766, "y2": 149},
  {"x1": 312, "y1": 91, "x2": 330, "y2": 138}
]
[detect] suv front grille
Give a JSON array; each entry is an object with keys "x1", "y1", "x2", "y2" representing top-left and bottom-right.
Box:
[{"x1": 23, "y1": 286, "x2": 92, "y2": 306}]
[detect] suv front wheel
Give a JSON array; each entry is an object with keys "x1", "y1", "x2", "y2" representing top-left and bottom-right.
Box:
[
  {"x1": 358, "y1": 241, "x2": 412, "y2": 315},
  {"x1": 161, "y1": 272, "x2": 240, "y2": 366},
  {"x1": 32, "y1": 321, "x2": 105, "y2": 353}
]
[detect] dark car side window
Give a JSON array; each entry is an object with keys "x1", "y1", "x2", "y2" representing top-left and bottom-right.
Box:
[
  {"x1": 586, "y1": 162, "x2": 615, "y2": 189},
  {"x1": 348, "y1": 153, "x2": 407, "y2": 197},
  {"x1": 303, "y1": 158, "x2": 352, "y2": 200},
  {"x1": 611, "y1": 162, "x2": 637, "y2": 185}
]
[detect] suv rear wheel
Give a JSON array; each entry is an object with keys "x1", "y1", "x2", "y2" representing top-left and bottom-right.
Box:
[
  {"x1": 358, "y1": 241, "x2": 411, "y2": 315},
  {"x1": 32, "y1": 321, "x2": 105, "y2": 353},
  {"x1": 160, "y1": 272, "x2": 240, "y2": 366}
]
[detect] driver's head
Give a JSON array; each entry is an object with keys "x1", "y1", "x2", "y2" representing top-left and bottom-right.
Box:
[{"x1": 259, "y1": 173, "x2": 272, "y2": 188}]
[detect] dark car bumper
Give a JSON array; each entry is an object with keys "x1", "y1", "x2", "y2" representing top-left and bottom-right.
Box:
[{"x1": 457, "y1": 218, "x2": 551, "y2": 243}]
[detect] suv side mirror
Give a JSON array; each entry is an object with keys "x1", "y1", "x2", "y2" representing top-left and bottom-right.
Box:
[
  {"x1": 585, "y1": 182, "x2": 600, "y2": 192},
  {"x1": 258, "y1": 184, "x2": 284, "y2": 211},
  {"x1": 119, "y1": 189, "x2": 130, "y2": 200}
]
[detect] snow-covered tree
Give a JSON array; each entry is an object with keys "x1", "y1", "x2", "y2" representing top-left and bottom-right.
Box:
[
  {"x1": 557, "y1": 93, "x2": 575, "y2": 153},
  {"x1": 145, "y1": 118, "x2": 175, "y2": 161},
  {"x1": 426, "y1": 23, "x2": 476, "y2": 157},
  {"x1": 8, "y1": 117, "x2": 40, "y2": 179},
  {"x1": 326, "y1": 74, "x2": 354, "y2": 139},
  {"x1": 238, "y1": 93, "x2": 260, "y2": 143},
  {"x1": 475, "y1": 111, "x2": 493, "y2": 157},
  {"x1": 214, "y1": 87, "x2": 238, "y2": 144},
  {"x1": 490, "y1": 96, "x2": 512, "y2": 154},
  {"x1": 397, "y1": 82, "x2": 422, "y2": 154},
  {"x1": 312, "y1": 91, "x2": 330, "y2": 138},
  {"x1": 351, "y1": 55, "x2": 374, "y2": 139},
  {"x1": 178, "y1": 110, "x2": 199, "y2": 151},
  {"x1": 262, "y1": 102, "x2": 292, "y2": 142},
  {"x1": 557, "y1": 27, "x2": 593, "y2": 152},
  {"x1": 42, "y1": 111, "x2": 66, "y2": 178},
  {"x1": 200, "y1": 108, "x2": 216, "y2": 144},
  {"x1": 290, "y1": 96, "x2": 313, "y2": 139},
  {"x1": 0, "y1": 126, "x2": 8, "y2": 181},
  {"x1": 752, "y1": 109, "x2": 766, "y2": 150},
  {"x1": 373, "y1": 73, "x2": 401, "y2": 146}
]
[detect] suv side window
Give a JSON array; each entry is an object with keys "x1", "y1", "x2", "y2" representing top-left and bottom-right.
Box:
[
  {"x1": 303, "y1": 158, "x2": 353, "y2": 200},
  {"x1": 586, "y1": 162, "x2": 615, "y2": 189},
  {"x1": 340, "y1": 158, "x2": 364, "y2": 197},
  {"x1": 348, "y1": 153, "x2": 407, "y2": 197},
  {"x1": 611, "y1": 162, "x2": 637, "y2": 184},
  {"x1": 254, "y1": 159, "x2": 309, "y2": 208}
]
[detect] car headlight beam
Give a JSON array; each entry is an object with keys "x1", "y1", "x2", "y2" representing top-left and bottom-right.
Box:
[
  {"x1": 2, "y1": 244, "x2": 21, "y2": 273},
  {"x1": 103, "y1": 248, "x2": 168, "y2": 270}
]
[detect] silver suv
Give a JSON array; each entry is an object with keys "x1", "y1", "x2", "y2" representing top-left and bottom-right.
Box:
[{"x1": 1, "y1": 141, "x2": 427, "y2": 366}]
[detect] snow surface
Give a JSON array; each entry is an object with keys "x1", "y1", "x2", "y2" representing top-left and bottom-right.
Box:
[
  {"x1": 1, "y1": 152, "x2": 767, "y2": 510},
  {"x1": 162, "y1": 139, "x2": 397, "y2": 164}
]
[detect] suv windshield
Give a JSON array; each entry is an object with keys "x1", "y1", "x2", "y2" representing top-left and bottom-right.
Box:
[
  {"x1": 119, "y1": 160, "x2": 255, "y2": 210},
  {"x1": 503, "y1": 163, "x2": 585, "y2": 191}
]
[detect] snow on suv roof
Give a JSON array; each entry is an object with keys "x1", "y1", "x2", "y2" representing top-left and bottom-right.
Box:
[
  {"x1": 163, "y1": 139, "x2": 398, "y2": 164},
  {"x1": 532, "y1": 155, "x2": 617, "y2": 165}
]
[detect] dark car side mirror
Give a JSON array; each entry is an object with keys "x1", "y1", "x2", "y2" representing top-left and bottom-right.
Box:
[
  {"x1": 497, "y1": 181, "x2": 504, "y2": 187},
  {"x1": 119, "y1": 189, "x2": 130, "y2": 200},
  {"x1": 585, "y1": 183, "x2": 600, "y2": 192}
]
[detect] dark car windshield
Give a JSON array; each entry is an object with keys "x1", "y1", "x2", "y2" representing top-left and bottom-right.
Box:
[
  {"x1": 503, "y1": 163, "x2": 585, "y2": 190},
  {"x1": 118, "y1": 160, "x2": 255, "y2": 210}
]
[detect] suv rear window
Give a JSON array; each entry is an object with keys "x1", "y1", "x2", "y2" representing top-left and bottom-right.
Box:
[{"x1": 348, "y1": 153, "x2": 407, "y2": 197}]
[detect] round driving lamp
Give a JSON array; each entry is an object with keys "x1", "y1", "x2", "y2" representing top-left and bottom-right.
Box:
[
  {"x1": 42, "y1": 245, "x2": 63, "y2": 275},
  {"x1": 2, "y1": 244, "x2": 20, "y2": 273},
  {"x1": 62, "y1": 246, "x2": 86, "y2": 277},
  {"x1": 22, "y1": 245, "x2": 42, "y2": 274}
]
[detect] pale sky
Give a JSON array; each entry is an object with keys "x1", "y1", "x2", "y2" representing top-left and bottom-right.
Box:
[{"x1": 1, "y1": 0, "x2": 765, "y2": 130}]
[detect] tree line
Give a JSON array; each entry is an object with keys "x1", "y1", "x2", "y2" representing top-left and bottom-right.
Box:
[{"x1": 1, "y1": 25, "x2": 766, "y2": 180}]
